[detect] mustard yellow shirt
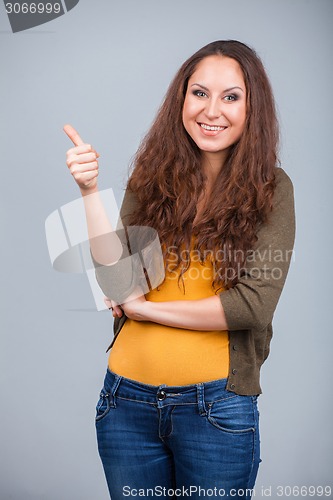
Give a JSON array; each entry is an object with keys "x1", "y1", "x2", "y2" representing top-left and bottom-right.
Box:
[{"x1": 109, "y1": 249, "x2": 229, "y2": 386}]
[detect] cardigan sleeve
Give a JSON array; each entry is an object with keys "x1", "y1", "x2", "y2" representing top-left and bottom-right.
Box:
[{"x1": 219, "y1": 167, "x2": 296, "y2": 331}]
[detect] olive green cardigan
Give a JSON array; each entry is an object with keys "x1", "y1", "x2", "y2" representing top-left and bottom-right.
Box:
[{"x1": 93, "y1": 167, "x2": 296, "y2": 396}]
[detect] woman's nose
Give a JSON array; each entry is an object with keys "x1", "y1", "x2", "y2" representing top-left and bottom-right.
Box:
[{"x1": 204, "y1": 98, "x2": 222, "y2": 120}]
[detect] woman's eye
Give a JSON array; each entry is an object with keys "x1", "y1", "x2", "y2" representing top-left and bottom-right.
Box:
[
  {"x1": 193, "y1": 90, "x2": 207, "y2": 98},
  {"x1": 224, "y1": 94, "x2": 238, "y2": 102}
]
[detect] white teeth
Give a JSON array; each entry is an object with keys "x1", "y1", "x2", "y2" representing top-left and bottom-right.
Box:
[{"x1": 200, "y1": 123, "x2": 226, "y2": 131}]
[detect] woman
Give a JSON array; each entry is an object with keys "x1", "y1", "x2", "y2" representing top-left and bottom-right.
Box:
[{"x1": 64, "y1": 40, "x2": 295, "y2": 499}]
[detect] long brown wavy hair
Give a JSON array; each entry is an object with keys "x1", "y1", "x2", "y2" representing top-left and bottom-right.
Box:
[{"x1": 126, "y1": 40, "x2": 278, "y2": 291}]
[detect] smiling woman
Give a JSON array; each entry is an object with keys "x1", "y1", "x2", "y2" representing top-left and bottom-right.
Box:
[{"x1": 64, "y1": 40, "x2": 295, "y2": 500}]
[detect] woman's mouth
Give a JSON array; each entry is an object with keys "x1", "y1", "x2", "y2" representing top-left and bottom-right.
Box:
[
  {"x1": 200, "y1": 123, "x2": 226, "y2": 131},
  {"x1": 198, "y1": 123, "x2": 227, "y2": 135}
]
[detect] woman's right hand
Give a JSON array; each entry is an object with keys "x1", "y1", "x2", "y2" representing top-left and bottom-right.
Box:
[{"x1": 64, "y1": 124, "x2": 100, "y2": 192}]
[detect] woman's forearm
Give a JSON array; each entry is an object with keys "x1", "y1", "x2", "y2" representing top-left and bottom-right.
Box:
[
  {"x1": 80, "y1": 186, "x2": 123, "y2": 265},
  {"x1": 138, "y1": 295, "x2": 229, "y2": 331},
  {"x1": 64, "y1": 124, "x2": 123, "y2": 266}
]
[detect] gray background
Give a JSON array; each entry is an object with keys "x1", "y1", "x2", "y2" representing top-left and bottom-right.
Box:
[{"x1": 1, "y1": 0, "x2": 332, "y2": 498}]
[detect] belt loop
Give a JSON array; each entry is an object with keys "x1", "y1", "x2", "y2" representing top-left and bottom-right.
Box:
[
  {"x1": 109, "y1": 374, "x2": 122, "y2": 408},
  {"x1": 196, "y1": 383, "x2": 207, "y2": 416}
]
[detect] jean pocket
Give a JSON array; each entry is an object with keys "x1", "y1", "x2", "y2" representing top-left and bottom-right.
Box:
[
  {"x1": 206, "y1": 395, "x2": 256, "y2": 434},
  {"x1": 95, "y1": 387, "x2": 112, "y2": 422}
]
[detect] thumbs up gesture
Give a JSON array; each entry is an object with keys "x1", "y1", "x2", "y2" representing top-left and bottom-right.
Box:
[{"x1": 64, "y1": 124, "x2": 100, "y2": 192}]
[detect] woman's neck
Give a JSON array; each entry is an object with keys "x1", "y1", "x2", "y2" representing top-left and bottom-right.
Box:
[{"x1": 201, "y1": 151, "x2": 227, "y2": 188}]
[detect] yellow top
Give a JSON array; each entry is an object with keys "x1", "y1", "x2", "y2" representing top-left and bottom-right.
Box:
[{"x1": 109, "y1": 247, "x2": 229, "y2": 385}]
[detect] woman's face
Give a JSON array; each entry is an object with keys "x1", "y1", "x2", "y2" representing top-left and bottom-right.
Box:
[{"x1": 182, "y1": 55, "x2": 247, "y2": 165}]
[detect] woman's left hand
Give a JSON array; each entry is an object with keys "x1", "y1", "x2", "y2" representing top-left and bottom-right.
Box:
[
  {"x1": 120, "y1": 292, "x2": 148, "y2": 321},
  {"x1": 104, "y1": 297, "x2": 124, "y2": 318},
  {"x1": 104, "y1": 288, "x2": 148, "y2": 321}
]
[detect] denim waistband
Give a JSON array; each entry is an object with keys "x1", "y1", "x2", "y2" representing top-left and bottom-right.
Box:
[{"x1": 103, "y1": 367, "x2": 232, "y2": 411}]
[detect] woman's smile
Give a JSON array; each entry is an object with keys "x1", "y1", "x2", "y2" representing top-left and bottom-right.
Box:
[{"x1": 198, "y1": 122, "x2": 228, "y2": 135}]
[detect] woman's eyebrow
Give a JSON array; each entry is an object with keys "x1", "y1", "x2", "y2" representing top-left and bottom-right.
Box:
[{"x1": 190, "y1": 83, "x2": 244, "y2": 93}]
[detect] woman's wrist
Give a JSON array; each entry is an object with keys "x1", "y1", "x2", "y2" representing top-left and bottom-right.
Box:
[
  {"x1": 80, "y1": 185, "x2": 99, "y2": 197},
  {"x1": 140, "y1": 300, "x2": 166, "y2": 324},
  {"x1": 137, "y1": 299, "x2": 153, "y2": 321}
]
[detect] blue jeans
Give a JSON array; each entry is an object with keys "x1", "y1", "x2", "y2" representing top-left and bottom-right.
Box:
[{"x1": 95, "y1": 368, "x2": 260, "y2": 499}]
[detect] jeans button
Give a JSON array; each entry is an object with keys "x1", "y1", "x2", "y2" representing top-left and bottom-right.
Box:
[{"x1": 157, "y1": 390, "x2": 166, "y2": 400}]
